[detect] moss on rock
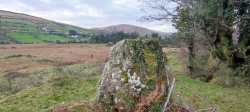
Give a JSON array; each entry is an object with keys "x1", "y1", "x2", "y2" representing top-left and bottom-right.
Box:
[{"x1": 97, "y1": 39, "x2": 170, "y2": 111}]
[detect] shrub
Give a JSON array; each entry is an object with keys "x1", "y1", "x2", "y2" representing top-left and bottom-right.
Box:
[
  {"x1": 50, "y1": 75, "x2": 72, "y2": 87},
  {"x1": 1, "y1": 72, "x2": 44, "y2": 94},
  {"x1": 188, "y1": 52, "x2": 238, "y2": 87},
  {"x1": 238, "y1": 61, "x2": 250, "y2": 77},
  {"x1": 210, "y1": 63, "x2": 236, "y2": 87},
  {"x1": 4, "y1": 72, "x2": 27, "y2": 79}
]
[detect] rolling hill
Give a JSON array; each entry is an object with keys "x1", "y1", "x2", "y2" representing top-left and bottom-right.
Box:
[
  {"x1": 0, "y1": 10, "x2": 171, "y2": 44},
  {"x1": 0, "y1": 10, "x2": 89, "y2": 44},
  {"x1": 91, "y1": 24, "x2": 171, "y2": 37}
]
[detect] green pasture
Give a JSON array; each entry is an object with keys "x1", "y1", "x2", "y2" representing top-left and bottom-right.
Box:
[
  {"x1": 37, "y1": 33, "x2": 87, "y2": 42},
  {"x1": 9, "y1": 32, "x2": 44, "y2": 44},
  {"x1": 8, "y1": 32, "x2": 87, "y2": 44}
]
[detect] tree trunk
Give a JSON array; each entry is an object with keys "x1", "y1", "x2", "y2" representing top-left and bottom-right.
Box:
[
  {"x1": 212, "y1": 28, "x2": 250, "y2": 69},
  {"x1": 188, "y1": 36, "x2": 195, "y2": 75}
]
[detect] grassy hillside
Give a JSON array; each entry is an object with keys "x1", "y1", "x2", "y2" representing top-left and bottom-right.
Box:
[
  {"x1": 0, "y1": 10, "x2": 89, "y2": 44},
  {"x1": 9, "y1": 32, "x2": 45, "y2": 44},
  {"x1": 36, "y1": 33, "x2": 87, "y2": 43}
]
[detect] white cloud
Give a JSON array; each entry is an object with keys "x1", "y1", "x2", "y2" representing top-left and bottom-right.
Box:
[
  {"x1": 0, "y1": 0, "x2": 176, "y2": 32},
  {"x1": 40, "y1": 0, "x2": 50, "y2": 4},
  {"x1": 148, "y1": 24, "x2": 177, "y2": 33},
  {"x1": 78, "y1": 5, "x2": 105, "y2": 18},
  {"x1": 113, "y1": 0, "x2": 134, "y2": 5},
  {"x1": 62, "y1": 10, "x2": 74, "y2": 16}
]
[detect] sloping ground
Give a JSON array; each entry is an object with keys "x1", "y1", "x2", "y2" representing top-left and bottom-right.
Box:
[
  {"x1": 0, "y1": 10, "x2": 89, "y2": 44},
  {"x1": 0, "y1": 10, "x2": 88, "y2": 33},
  {"x1": 9, "y1": 32, "x2": 45, "y2": 44},
  {"x1": 91, "y1": 24, "x2": 171, "y2": 37},
  {"x1": 8, "y1": 32, "x2": 87, "y2": 44}
]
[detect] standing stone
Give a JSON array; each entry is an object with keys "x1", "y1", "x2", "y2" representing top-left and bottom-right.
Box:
[{"x1": 97, "y1": 39, "x2": 171, "y2": 111}]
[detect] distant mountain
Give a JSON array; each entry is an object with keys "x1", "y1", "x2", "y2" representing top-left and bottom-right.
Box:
[
  {"x1": 0, "y1": 10, "x2": 172, "y2": 44},
  {"x1": 0, "y1": 10, "x2": 89, "y2": 44},
  {"x1": 91, "y1": 24, "x2": 171, "y2": 37}
]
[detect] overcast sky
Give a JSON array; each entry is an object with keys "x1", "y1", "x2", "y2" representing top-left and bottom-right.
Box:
[{"x1": 0, "y1": 0, "x2": 176, "y2": 32}]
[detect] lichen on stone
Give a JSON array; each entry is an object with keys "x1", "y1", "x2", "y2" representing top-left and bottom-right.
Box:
[{"x1": 97, "y1": 39, "x2": 170, "y2": 111}]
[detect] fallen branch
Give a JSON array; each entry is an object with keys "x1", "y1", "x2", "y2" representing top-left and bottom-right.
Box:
[
  {"x1": 198, "y1": 107, "x2": 217, "y2": 111},
  {"x1": 163, "y1": 78, "x2": 176, "y2": 112}
]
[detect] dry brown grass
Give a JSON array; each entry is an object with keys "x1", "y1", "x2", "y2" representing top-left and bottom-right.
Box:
[
  {"x1": 0, "y1": 44, "x2": 180, "y2": 74},
  {"x1": 0, "y1": 44, "x2": 110, "y2": 73}
]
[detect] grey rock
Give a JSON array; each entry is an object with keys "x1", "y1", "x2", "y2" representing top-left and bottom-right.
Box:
[{"x1": 97, "y1": 39, "x2": 170, "y2": 110}]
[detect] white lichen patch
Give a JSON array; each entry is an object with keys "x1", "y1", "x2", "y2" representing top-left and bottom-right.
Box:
[
  {"x1": 128, "y1": 72, "x2": 146, "y2": 93},
  {"x1": 115, "y1": 86, "x2": 120, "y2": 91},
  {"x1": 122, "y1": 59, "x2": 132, "y2": 71},
  {"x1": 111, "y1": 79, "x2": 118, "y2": 83},
  {"x1": 121, "y1": 78, "x2": 124, "y2": 82}
]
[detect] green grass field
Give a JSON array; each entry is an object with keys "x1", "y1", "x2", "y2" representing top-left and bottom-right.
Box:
[
  {"x1": 172, "y1": 76, "x2": 250, "y2": 111},
  {"x1": 2, "y1": 18, "x2": 39, "y2": 32},
  {"x1": 9, "y1": 32, "x2": 87, "y2": 44},
  {"x1": 37, "y1": 33, "x2": 87, "y2": 43},
  {"x1": 0, "y1": 62, "x2": 103, "y2": 112},
  {"x1": 9, "y1": 32, "x2": 45, "y2": 44},
  {"x1": 1, "y1": 62, "x2": 248, "y2": 112},
  {"x1": 0, "y1": 11, "x2": 90, "y2": 44}
]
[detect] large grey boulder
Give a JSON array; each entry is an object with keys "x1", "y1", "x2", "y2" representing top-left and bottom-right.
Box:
[{"x1": 97, "y1": 39, "x2": 170, "y2": 111}]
